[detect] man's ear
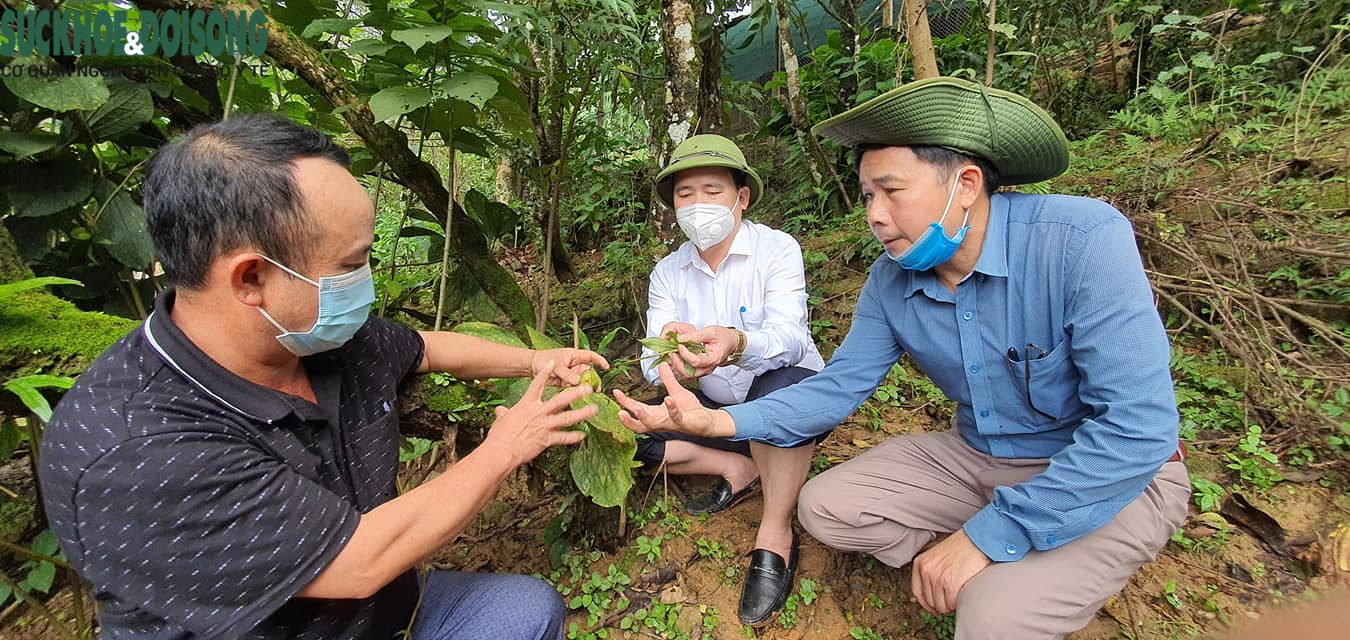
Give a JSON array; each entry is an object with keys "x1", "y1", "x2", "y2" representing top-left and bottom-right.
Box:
[
  {"x1": 957, "y1": 165, "x2": 983, "y2": 210},
  {"x1": 738, "y1": 185, "x2": 752, "y2": 211},
  {"x1": 223, "y1": 252, "x2": 269, "y2": 307}
]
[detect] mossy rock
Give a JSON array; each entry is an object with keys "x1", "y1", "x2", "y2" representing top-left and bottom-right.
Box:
[{"x1": 0, "y1": 291, "x2": 137, "y2": 380}]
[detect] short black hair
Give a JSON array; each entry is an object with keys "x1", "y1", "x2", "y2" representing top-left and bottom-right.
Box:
[
  {"x1": 143, "y1": 114, "x2": 351, "y2": 290},
  {"x1": 852, "y1": 144, "x2": 1000, "y2": 196}
]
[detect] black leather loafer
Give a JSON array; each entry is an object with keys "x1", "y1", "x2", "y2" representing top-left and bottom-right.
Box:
[
  {"x1": 685, "y1": 478, "x2": 759, "y2": 515},
  {"x1": 737, "y1": 532, "x2": 800, "y2": 626}
]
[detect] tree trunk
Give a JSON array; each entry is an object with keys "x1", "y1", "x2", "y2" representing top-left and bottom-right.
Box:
[
  {"x1": 169, "y1": 0, "x2": 538, "y2": 333},
  {"x1": 695, "y1": 0, "x2": 724, "y2": 134},
  {"x1": 524, "y1": 35, "x2": 577, "y2": 283},
  {"x1": 657, "y1": 0, "x2": 702, "y2": 244},
  {"x1": 904, "y1": 0, "x2": 940, "y2": 79},
  {"x1": 774, "y1": 0, "x2": 854, "y2": 211},
  {"x1": 836, "y1": 0, "x2": 861, "y2": 104}
]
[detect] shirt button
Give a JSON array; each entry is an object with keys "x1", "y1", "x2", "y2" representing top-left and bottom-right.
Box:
[
  {"x1": 969, "y1": 365, "x2": 979, "y2": 374},
  {"x1": 1047, "y1": 535, "x2": 1057, "y2": 545},
  {"x1": 962, "y1": 311, "x2": 973, "y2": 321},
  {"x1": 980, "y1": 410, "x2": 990, "y2": 417},
  {"x1": 1005, "y1": 544, "x2": 1017, "y2": 556},
  {"x1": 978, "y1": 274, "x2": 986, "y2": 283}
]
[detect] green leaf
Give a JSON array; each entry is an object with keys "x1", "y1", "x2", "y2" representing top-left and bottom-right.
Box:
[
  {"x1": 1111, "y1": 20, "x2": 1138, "y2": 41},
  {"x1": 302, "y1": 17, "x2": 361, "y2": 39},
  {"x1": 84, "y1": 80, "x2": 153, "y2": 141},
  {"x1": 527, "y1": 327, "x2": 563, "y2": 350},
  {"x1": 31, "y1": 529, "x2": 60, "y2": 557},
  {"x1": 0, "y1": 130, "x2": 60, "y2": 160},
  {"x1": 3, "y1": 57, "x2": 109, "y2": 111},
  {"x1": 438, "y1": 72, "x2": 498, "y2": 109},
  {"x1": 92, "y1": 179, "x2": 154, "y2": 270},
  {"x1": 1, "y1": 156, "x2": 94, "y2": 217},
  {"x1": 345, "y1": 38, "x2": 399, "y2": 57},
  {"x1": 368, "y1": 86, "x2": 433, "y2": 123},
  {"x1": 1252, "y1": 51, "x2": 1284, "y2": 65},
  {"x1": 0, "y1": 420, "x2": 20, "y2": 462},
  {"x1": 569, "y1": 394, "x2": 636, "y2": 508},
  {"x1": 990, "y1": 22, "x2": 1016, "y2": 38},
  {"x1": 24, "y1": 560, "x2": 56, "y2": 594},
  {"x1": 0, "y1": 277, "x2": 83, "y2": 301},
  {"x1": 391, "y1": 26, "x2": 453, "y2": 53},
  {"x1": 452, "y1": 322, "x2": 527, "y2": 348}
]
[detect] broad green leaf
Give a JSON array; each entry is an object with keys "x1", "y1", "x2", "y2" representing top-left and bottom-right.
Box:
[
  {"x1": 0, "y1": 277, "x2": 83, "y2": 301},
  {"x1": 84, "y1": 79, "x2": 153, "y2": 141},
  {"x1": 452, "y1": 322, "x2": 527, "y2": 348},
  {"x1": 24, "y1": 561, "x2": 56, "y2": 594},
  {"x1": 526, "y1": 327, "x2": 563, "y2": 350},
  {"x1": 1, "y1": 156, "x2": 94, "y2": 217},
  {"x1": 568, "y1": 394, "x2": 636, "y2": 508},
  {"x1": 30, "y1": 529, "x2": 60, "y2": 557},
  {"x1": 345, "y1": 38, "x2": 399, "y2": 57},
  {"x1": 92, "y1": 179, "x2": 154, "y2": 270},
  {"x1": 438, "y1": 72, "x2": 498, "y2": 109},
  {"x1": 391, "y1": 26, "x2": 453, "y2": 53},
  {"x1": 368, "y1": 86, "x2": 433, "y2": 123},
  {"x1": 990, "y1": 22, "x2": 1017, "y2": 38},
  {"x1": 3, "y1": 57, "x2": 109, "y2": 111},
  {"x1": 3, "y1": 380, "x2": 53, "y2": 423},
  {"x1": 0, "y1": 130, "x2": 60, "y2": 160},
  {"x1": 302, "y1": 17, "x2": 361, "y2": 39}
]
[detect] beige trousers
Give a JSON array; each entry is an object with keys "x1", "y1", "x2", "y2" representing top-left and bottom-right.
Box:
[{"x1": 797, "y1": 431, "x2": 1190, "y2": 640}]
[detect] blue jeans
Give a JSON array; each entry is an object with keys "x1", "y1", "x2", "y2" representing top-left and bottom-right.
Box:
[{"x1": 412, "y1": 571, "x2": 566, "y2": 640}]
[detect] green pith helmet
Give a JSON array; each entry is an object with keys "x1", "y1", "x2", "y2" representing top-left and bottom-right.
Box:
[
  {"x1": 655, "y1": 134, "x2": 764, "y2": 209},
  {"x1": 811, "y1": 76, "x2": 1070, "y2": 185}
]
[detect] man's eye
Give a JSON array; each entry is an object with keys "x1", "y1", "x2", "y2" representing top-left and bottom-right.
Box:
[{"x1": 861, "y1": 193, "x2": 873, "y2": 202}]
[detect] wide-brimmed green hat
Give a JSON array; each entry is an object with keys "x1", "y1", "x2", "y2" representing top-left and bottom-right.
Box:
[
  {"x1": 811, "y1": 76, "x2": 1069, "y2": 185},
  {"x1": 655, "y1": 134, "x2": 764, "y2": 209}
]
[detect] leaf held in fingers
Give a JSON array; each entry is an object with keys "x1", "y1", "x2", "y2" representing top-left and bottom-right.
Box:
[
  {"x1": 579, "y1": 368, "x2": 602, "y2": 393},
  {"x1": 568, "y1": 393, "x2": 636, "y2": 507}
]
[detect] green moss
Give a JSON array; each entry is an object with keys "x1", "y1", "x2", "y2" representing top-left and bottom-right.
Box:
[
  {"x1": 424, "y1": 381, "x2": 475, "y2": 415},
  {"x1": 0, "y1": 495, "x2": 35, "y2": 545},
  {"x1": 0, "y1": 292, "x2": 137, "y2": 378}
]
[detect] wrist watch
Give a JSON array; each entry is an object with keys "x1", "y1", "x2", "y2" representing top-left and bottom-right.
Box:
[{"x1": 721, "y1": 327, "x2": 747, "y2": 366}]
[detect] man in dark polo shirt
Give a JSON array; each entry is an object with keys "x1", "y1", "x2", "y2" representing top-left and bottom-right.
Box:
[{"x1": 39, "y1": 114, "x2": 607, "y2": 640}]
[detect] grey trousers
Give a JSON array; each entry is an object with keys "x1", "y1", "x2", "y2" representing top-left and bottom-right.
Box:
[{"x1": 797, "y1": 431, "x2": 1190, "y2": 640}]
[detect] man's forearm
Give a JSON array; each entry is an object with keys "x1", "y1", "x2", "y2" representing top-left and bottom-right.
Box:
[
  {"x1": 417, "y1": 331, "x2": 533, "y2": 378},
  {"x1": 296, "y1": 444, "x2": 517, "y2": 599}
]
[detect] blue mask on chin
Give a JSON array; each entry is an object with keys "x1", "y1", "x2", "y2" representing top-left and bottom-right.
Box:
[
  {"x1": 893, "y1": 172, "x2": 971, "y2": 272},
  {"x1": 255, "y1": 255, "x2": 375, "y2": 357}
]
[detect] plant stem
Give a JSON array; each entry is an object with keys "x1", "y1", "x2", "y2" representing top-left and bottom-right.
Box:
[{"x1": 0, "y1": 570, "x2": 79, "y2": 640}]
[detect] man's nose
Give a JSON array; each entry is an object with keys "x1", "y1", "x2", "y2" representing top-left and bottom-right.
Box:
[{"x1": 865, "y1": 198, "x2": 890, "y2": 227}]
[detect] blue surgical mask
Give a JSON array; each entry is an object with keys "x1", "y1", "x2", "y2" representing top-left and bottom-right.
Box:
[
  {"x1": 893, "y1": 172, "x2": 970, "y2": 271},
  {"x1": 255, "y1": 255, "x2": 375, "y2": 357}
]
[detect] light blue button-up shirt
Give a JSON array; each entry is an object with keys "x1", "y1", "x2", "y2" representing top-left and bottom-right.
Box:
[{"x1": 725, "y1": 192, "x2": 1180, "y2": 562}]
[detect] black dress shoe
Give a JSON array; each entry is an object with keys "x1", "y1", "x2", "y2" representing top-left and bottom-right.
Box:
[
  {"x1": 684, "y1": 478, "x2": 759, "y2": 515},
  {"x1": 738, "y1": 532, "x2": 800, "y2": 626}
]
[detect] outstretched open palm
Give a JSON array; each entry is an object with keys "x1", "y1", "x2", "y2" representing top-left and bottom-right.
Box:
[{"x1": 613, "y1": 362, "x2": 732, "y2": 438}]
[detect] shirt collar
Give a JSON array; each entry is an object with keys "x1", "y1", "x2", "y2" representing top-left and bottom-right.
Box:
[
  {"x1": 972, "y1": 193, "x2": 1009, "y2": 278},
  {"x1": 899, "y1": 194, "x2": 1010, "y2": 300},
  {"x1": 142, "y1": 290, "x2": 320, "y2": 424},
  {"x1": 681, "y1": 220, "x2": 752, "y2": 270}
]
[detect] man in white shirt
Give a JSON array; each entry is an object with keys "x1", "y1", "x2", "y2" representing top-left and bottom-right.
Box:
[{"x1": 639, "y1": 134, "x2": 826, "y2": 625}]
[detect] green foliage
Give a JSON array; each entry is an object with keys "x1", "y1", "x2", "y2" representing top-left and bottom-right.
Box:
[
  {"x1": 0, "y1": 530, "x2": 63, "y2": 609},
  {"x1": 635, "y1": 331, "x2": 709, "y2": 378},
  {"x1": 1190, "y1": 475, "x2": 1225, "y2": 513},
  {"x1": 1227, "y1": 425, "x2": 1283, "y2": 490},
  {"x1": 850, "y1": 626, "x2": 885, "y2": 640},
  {"x1": 919, "y1": 610, "x2": 956, "y2": 640},
  {"x1": 450, "y1": 322, "x2": 637, "y2": 508},
  {"x1": 635, "y1": 534, "x2": 661, "y2": 562}
]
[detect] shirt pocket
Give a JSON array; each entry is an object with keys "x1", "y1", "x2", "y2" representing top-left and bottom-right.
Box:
[
  {"x1": 1001, "y1": 339, "x2": 1080, "y2": 428},
  {"x1": 739, "y1": 306, "x2": 766, "y2": 331}
]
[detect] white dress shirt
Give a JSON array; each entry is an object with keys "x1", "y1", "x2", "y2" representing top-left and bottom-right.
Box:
[{"x1": 643, "y1": 220, "x2": 825, "y2": 405}]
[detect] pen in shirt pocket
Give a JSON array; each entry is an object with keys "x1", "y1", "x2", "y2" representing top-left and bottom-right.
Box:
[{"x1": 738, "y1": 305, "x2": 747, "y2": 327}]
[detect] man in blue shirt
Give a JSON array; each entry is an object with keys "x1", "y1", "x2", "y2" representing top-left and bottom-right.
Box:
[{"x1": 614, "y1": 77, "x2": 1190, "y2": 638}]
